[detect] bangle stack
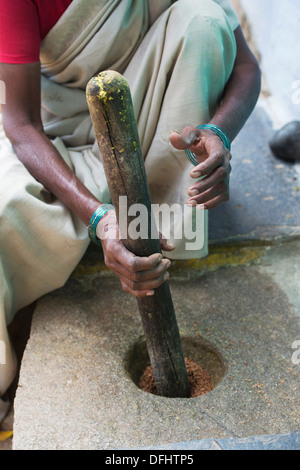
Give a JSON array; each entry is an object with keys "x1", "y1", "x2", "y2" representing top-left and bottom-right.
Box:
[
  {"x1": 88, "y1": 204, "x2": 114, "y2": 246},
  {"x1": 186, "y1": 124, "x2": 231, "y2": 167}
]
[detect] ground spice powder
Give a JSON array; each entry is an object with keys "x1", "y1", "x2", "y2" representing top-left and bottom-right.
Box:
[{"x1": 139, "y1": 358, "x2": 212, "y2": 397}]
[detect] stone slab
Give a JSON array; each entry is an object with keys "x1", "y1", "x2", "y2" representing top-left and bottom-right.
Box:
[{"x1": 13, "y1": 240, "x2": 300, "y2": 450}]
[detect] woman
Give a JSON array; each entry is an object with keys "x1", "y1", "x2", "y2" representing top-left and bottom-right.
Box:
[{"x1": 0, "y1": 0, "x2": 261, "y2": 421}]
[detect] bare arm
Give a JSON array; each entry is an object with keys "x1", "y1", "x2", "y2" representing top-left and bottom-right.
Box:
[
  {"x1": 1, "y1": 62, "x2": 101, "y2": 225},
  {"x1": 209, "y1": 26, "x2": 261, "y2": 142},
  {"x1": 170, "y1": 26, "x2": 261, "y2": 209}
]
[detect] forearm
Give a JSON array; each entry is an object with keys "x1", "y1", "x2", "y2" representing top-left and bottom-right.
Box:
[
  {"x1": 210, "y1": 61, "x2": 261, "y2": 143},
  {"x1": 10, "y1": 124, "x2": 101, "y2": 226}
]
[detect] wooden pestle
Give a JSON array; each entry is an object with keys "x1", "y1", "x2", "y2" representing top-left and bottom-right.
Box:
[{"x1": 86, "y1": 70, "x2": 190, "y2": 398}]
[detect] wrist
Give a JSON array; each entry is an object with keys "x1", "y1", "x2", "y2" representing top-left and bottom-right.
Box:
[
  {"x1": 88, "y1": 203, "x2": 114, "y2": 246},
  {"x1": 199, "y1": 124, "x2": 231, "y2": 151},
  {"x1": 186, "y1": 124, "x2": 231, "y2": 166}
]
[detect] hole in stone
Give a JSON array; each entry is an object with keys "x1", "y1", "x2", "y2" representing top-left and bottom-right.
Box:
[{"x1": 124, "y1": 335, "x2": 227, "y2": 398}]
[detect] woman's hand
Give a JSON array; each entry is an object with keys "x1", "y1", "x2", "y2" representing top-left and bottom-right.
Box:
[
  {"x1": 168, "y1": 26, "x2": 262, "y2": 212},
  {"x1": 170, "y1": 127, "x2": 231, "y2": 210},
  {"x1": 96, "y1": 209, "x2": 175, "y2": 297}
]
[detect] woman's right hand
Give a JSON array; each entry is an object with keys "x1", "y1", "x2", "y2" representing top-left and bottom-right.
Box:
[{"x1": 96, "y1": 209, "x2": 173, "y2": 298}]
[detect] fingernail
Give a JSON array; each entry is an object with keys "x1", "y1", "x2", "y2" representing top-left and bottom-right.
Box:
[
  {"x1": 170, "y1": 129, "x2": 179, "y2": 135},
  {"x1": 155, "y1": 254, "x2": 163, "y2": 265},
  {"x1": 187, "y1": 200, "x2": 197, "y2": 207},
  {"x1": 197, "y1": 204, "x2": 206, "y2": 211},
  {"x1": 167, "y1": 240, "x2": 175, "y2": 249},
  {"x1": 146, "y1": 290, "x2": 155, "y2": 296},
  {"x1": 192, "y1": 171, "x2": 201, "y2": 178},
  {"x1": 188, "y1": 189, "x2": 199, "y2": 196},
  {"x1": 165, "y1": 260, "x2": 172, "y2": 269},
  {"x1": 164, "y1": 272, "x2": 170, "y2": 281}
]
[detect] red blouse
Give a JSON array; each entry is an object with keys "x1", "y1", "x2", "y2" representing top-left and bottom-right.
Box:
[{"x1": 0, "y1": 0, "x2": 72, "y2": 63}]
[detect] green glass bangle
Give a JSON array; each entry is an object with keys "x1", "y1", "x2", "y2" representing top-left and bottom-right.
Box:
[
  {"x1": 186, "y1": 124, "x2": 231, "y2": 167},
  {"x1": 88, "y1": 204, "x2": 114, "y2": 246}
]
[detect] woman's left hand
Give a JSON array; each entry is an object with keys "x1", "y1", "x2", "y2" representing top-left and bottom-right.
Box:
[{"x1": 170, "y1": 126, "x2": 232, "y2": 210}]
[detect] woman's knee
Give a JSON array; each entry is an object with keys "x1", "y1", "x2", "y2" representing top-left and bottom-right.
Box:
[
  {"x1": 166, "y1": 0, "x2": 237, "y2": 84},
  {"x1": 169, "y1": 0, "x2": 235, "y2": 42}
]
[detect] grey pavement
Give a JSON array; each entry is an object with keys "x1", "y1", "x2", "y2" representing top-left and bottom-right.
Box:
[
  {"x1": 12, "y1": 101, "x2": 300, "y2": 450},
  {"x1": 209, "y1": 103, "x2": 300, "y2": 243}
]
